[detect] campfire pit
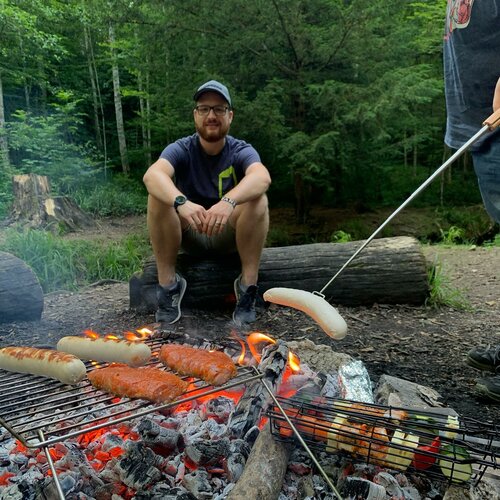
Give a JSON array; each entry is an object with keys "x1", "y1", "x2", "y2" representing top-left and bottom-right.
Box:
[{"x1": 1, "y1": 330, "x2": 499, "y2": 499}]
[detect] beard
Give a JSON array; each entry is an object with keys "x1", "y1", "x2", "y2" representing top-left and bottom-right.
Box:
[{"x1": 195, "y1": 120, "x2": 230, "y2": 143}]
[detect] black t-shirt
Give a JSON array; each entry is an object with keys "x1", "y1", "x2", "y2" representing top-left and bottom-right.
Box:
[{"x1": 160, "y1": 134, "x2": 261, "y2": 208}]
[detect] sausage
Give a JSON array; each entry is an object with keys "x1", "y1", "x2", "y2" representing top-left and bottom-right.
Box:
[
  {"x1": 88, "y1": 364, "x2": 189, "y2": 403},
  {"x1": 263, "y1": 288, "x2": 348, "y2": 339},
  {"x1": 56, "y1": 336, "x2": 151, "y2": 367},
  {"x1": 0, "y1": 346, "x2": 87, "y2": 385},
  {"x1": 159, "y1": 344, "x2": 237, "y2": 386}
]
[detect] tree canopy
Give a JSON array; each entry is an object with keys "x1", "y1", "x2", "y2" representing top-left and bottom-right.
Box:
[{"x1": 1, "y1": 0, "x2": 478, "y2": 220}]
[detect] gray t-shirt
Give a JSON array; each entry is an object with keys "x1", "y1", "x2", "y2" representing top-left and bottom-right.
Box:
[
  {"x1": 444, "y1": 0, "x2": 500, "y2": 150},
  {"x1": 160, "y1": 134, "x2": 261, "y2": 209}
]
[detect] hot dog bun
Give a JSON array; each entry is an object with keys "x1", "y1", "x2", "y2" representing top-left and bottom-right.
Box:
[
  {"x1": 0, "y1": 346, "x2": 86, "y2": 384},
  {"x1": 57, "y1": 336, "x2": 151, "y2": 367},
  {"x1": 263, "y1": 287, "x2": 347, "y2": 339}
]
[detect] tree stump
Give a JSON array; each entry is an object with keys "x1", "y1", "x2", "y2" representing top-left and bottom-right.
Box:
[
  {"x1": 129, "y1": 236, "x2": 429, "y2": 311},
  {"x1": 0, "y1": 251, "x2": 44, "y2": 323},
  {"x1": 10, "y1": 174, "x2": 94, "y2": 232}
]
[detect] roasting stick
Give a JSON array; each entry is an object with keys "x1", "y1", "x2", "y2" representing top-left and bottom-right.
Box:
[
  {"x1": 260, "y1": 378, "x2": 343, "y2": 499},
  {"x1": 38, "y1": 429, "x2": 66, "y2": 500},
  {"x1": 265, "y1": 108, "x2": 500, "y2": 339}
]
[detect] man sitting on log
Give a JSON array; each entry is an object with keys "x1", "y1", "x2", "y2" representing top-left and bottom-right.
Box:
[{"x1": 143, "y1": 80, "x2": 271, "y2": 325}]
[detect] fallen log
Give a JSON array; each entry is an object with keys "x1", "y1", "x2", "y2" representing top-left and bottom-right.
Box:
[
  {"x1": 129, "y1": 236, "x2": 429, "y2": 310},
  {"x1": 0, "y1": 251, "x2": 44, "y2": 323}
]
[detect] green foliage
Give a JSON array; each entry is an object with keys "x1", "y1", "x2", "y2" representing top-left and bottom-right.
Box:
[
  {"x1": 72, "y1": 175, "x2": 147, "y2": 217},
  {"x1": 0, "y1": 227, "x2": 150, "y2": 293},
  {"x1": 330, "y1": 230, "x2": 352, "y2": 243},
  {"x1": 7, "y1": 106, "x2": 97, "y2": 194},
  {"x1": 426, "y1": 259, "x2": 471, "y2": 310},
  {"x1": 439, "y1": 226, "x2": 467, "y2": 245}
]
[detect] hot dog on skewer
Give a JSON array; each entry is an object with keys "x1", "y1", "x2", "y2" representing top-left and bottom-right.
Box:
[{"x1": 263, "y1": 287, "x2": 348, "y2": 339}]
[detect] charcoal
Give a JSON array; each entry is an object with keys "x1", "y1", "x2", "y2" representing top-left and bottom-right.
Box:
[
  {"x1": 184, "y1": 437, "x2": 229, "y2": 465},
  {"x1": 201, "y1": 396, "x2": 235, "y2": 421},
  {"x1": 138, "y1": 418, "x2": 182, "y2": 452},
  {"x1": 224, "y1": 452, "x2": 245, "y2": 482},
  {"x1": 243, "y1": 425, "x2": 260, "y2": 446},
  {"x1": 181, "y1": 468, "x2": 213, "y2": 500},
  {"x1": 229, "y1": 341, "x2": 288, "y2": 439},
  {"x1": 228, "y1": 438, "x2": 251, "y2": 459},
  {"x1": 134, "y1": 483, "x2": 197, "y2": 499},
  {"x1": 115, "y1": 442, "x2": 162, "y2": 490}
]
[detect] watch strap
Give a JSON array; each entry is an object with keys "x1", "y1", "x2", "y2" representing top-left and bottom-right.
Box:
[{"x1": 221, "y1": 196, "x2": 237, "y2": 209}]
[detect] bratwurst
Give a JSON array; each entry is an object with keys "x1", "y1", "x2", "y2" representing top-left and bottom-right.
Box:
[
  {"x1": 87, "y1": 364, "x2": 189, "y2": 403},
  {"x1": 57, "y1": 336, "x2": 151, "y2": 367},
  {"x1": 159, "y1": 344, "x2": 237, "y2": 386},
  {"x1": 0, "y1": 346, "x2": 87, "y2": 385}
]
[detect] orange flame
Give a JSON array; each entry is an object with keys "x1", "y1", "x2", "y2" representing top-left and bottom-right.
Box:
[
  {"x1": 246, "y1": 331, "x2": 301, "y2": 373},
  {"x1": 84, "y1": 329, "x2": 99, "y2": 339}
]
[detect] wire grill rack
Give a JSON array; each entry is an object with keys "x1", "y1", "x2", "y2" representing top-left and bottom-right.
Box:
[
  {"x1": 267, "y1": 393, "x2": 500, "y2": 486},
  {"x1": 0, "y1": 337, "x2": 261, "y2": 449}
]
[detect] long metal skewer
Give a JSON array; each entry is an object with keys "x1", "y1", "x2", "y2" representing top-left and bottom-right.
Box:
[{"x1": 319, "y1": 109, "x2": 500, "y2": 295}]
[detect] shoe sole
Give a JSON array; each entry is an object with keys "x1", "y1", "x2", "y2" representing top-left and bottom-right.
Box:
[
  {"x1": 474, "y1": 381, "x2": 500, "y2": 403},
  {"x1": 466, "y1": 356, "x2": 497, "y2": 373}
]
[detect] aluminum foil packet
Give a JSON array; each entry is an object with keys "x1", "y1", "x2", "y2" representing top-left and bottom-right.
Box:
[{"x1": 337, "y1": 360, "x2": 374, "y2": 403}]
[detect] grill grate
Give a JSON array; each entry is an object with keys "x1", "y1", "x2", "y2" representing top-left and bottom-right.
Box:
[
  {"x1": 0, "y1": 337, "x2": 261, "y2": 448},
  {"x1": 267, "y1": 393, "x2": 500, "y2": 486}
]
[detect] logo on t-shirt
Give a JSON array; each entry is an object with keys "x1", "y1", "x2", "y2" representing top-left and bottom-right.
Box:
[
  {"x1": 445, "y1": 0, "x2": 475, "y2": 39},
  {"x1": 218, "y1": 166, "x2": 237, "y2": 198}
]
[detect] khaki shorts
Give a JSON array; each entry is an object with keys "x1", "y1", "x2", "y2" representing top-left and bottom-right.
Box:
[{"x1": 181, "y1": 224, "x2": 237, "y2": 256}]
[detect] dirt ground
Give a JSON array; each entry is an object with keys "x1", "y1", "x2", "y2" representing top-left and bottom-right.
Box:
[{"x1": 0, "y1": 213, "x2": 499, "y2": 425}]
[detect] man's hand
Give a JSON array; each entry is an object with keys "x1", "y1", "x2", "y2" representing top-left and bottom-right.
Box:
[
  {"x1": 177, "y1": 201, "x2": 207, "y2": 233},
  {"x1": 204, "y1": 200, "x2": 234, "y2": 236}
]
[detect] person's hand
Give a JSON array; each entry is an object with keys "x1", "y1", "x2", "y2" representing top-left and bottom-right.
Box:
[
  {"x1": 177, "y1": 202, "x2": 207, "y2": 233},
  {"x1": 493, "y1": 76, "x2": 500, "y2": 112},
  {"x1": 204, "y1": 200, "x2": 234, "y2": 236}
]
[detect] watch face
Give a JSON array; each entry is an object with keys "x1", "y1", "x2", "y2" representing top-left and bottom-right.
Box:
[{"x1": 174, "y1": 195, "x2": 187, "y2": 209}]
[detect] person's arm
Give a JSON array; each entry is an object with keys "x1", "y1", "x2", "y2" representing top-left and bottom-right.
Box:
[
  {"x1": 493, "y1": 76, "x2": 500, "y2": 112},
  {"x1": 143, "y1": 158, "x2": 182, "y2": 206},
  {"x1": 143, "y1": 158, "x2": 207, "y2": 230},
  {"x1": 222, "y1": 162, "x2": 272, "y2": 205}
]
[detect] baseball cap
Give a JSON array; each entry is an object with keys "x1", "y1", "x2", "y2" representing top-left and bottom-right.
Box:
[{"x1": 193, "y1": 80, "x2": 232, "y2": 106}]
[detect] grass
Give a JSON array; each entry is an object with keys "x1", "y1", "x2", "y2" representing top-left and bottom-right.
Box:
[
  {"x1": 425, "y1": 257, "x2": 472, "y2": 310},
  {"x1": 0, "y1": 227, "x2": 151, "y2": 293}
]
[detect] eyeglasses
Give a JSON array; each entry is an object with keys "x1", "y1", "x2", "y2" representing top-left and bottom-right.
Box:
[{"x1": 195, "y1": 105, "x2": 230, "y2": 116}]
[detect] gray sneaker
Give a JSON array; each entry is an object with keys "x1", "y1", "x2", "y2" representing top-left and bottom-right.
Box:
[
  {"x1": 155, "y1": 274, "x2": 187, "y2": 324},
  {"x1": 232, "y1": 275, "x2": 258, "y2": 325}
]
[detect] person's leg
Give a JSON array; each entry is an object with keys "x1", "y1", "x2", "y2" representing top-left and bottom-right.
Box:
[
  {"x1": 147, "y1": 195, "x2": 186, "y2": 323},
  {"x1": 471, "y1": 134, "x2": 500, "y2": 224},
  {"x1": 230, "y1": 194, "x2": 269, "y2": 324},
  {"x1": 232, "y1": 194, "x2": 269, "y2": 286},
  {"x1": 147, "y1": 195, "x2": 182, "y2": 287}
]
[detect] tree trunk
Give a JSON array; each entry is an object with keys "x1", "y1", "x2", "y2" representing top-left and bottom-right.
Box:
[
  {"x1": 0, "y1": 251, "x2": 44, "y2": 323},
  {"x1": 0, "y1": 70, "x2": 10, "y2": 170},
  {"x1": 109, "y1": 23, "x2": 129, "y2": 174},
  {"x1": 129, "y1": 236, "x2": 429, "y2": 311},
  {"x1": 84, "y1": 24, "x2": 103, "y2": 152},
  {"x1": 10, "y1": 174, "x2": 94, "y2": 232}
]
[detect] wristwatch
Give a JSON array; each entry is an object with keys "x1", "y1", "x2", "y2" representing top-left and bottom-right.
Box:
[
  {"x1": 174, "y1": 195, "x2": 187, "y2": 212},
  {"x1": 221, "y1": 196, "x2": 237, "y2": 209}
]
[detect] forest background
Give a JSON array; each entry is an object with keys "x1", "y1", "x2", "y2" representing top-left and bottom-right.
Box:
[{"x1": 0, "y1": 0, "x2": 497, "y2": 248}]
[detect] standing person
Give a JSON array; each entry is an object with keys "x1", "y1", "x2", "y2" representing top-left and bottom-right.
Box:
[
  {"x1": 143, "y1": 80, "x2": 271, "y2": 326},
  {"x1": 444, "y1": 0, "x2": 500, "y2": 402}
]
